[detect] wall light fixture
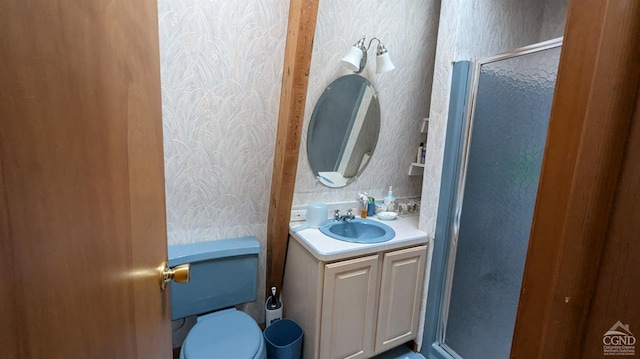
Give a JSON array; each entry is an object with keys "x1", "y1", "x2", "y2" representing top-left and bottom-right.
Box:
[{"x1": 340, "y1": 36, "x2": 395, "y2": 74}]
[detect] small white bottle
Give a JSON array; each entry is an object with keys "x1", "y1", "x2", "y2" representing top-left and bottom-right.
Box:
[
  {"x1": 416, "y1": 143, "x2": 424, "y2": 164},
  {"x1": 384, "y1": 186, "x2": 396, "y2": 212}
]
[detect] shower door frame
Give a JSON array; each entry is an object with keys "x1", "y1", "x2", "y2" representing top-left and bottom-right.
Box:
[{"x1": 432, "y1": 37, "x2": 563, "y2": 359}]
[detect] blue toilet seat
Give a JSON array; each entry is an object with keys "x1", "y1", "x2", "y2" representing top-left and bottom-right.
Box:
[{"x1": 180, "y1": 309, "x2": 266, "y2": 359}]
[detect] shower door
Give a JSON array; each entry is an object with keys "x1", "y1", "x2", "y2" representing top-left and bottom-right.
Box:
[{"x1": 438, "y1": 40, "x2": 562, "y2": 359}]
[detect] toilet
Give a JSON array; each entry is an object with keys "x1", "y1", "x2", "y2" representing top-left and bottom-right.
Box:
[{"x1": 168, "y1": 236, "x2": 267, "y2": 359}]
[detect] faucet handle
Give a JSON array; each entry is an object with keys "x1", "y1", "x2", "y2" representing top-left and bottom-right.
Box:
[
  {"x1": 334, "y1": 209, "x2": 341, "y2": 220},
  {"x1": 346, "y1": 208, "x2": 354, "y2": 216}
]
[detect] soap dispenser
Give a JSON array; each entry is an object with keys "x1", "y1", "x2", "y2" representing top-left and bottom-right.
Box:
[{"x1": 384, "y1": 186, "x2": 396, "y2": 212}]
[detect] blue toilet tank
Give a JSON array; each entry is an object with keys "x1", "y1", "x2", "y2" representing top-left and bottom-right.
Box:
[{"x1": 168, "y1": 237, "x2": 260, "y2": 321}]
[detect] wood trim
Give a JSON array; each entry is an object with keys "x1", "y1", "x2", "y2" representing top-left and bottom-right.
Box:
[
  {"x1": 579, "y1": 86, "x2": 640, "y2": 358},
  {"x1": 0, "y1": 132, "x2": 18, "y2": 358},
  {"x1": 511, "y1": 0, "x2": 640, "y2": 357},
  {"x1": 266, "y1": 0, "x2": 319, "y2": 296}
]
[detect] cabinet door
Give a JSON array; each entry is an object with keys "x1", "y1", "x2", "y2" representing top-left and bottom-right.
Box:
[
  {"x1": 320, "y1": 255, "x2": 379, "y2": 359},
  {"x1": 374, "y1": 245, "x2": 427, "y2": 354}
]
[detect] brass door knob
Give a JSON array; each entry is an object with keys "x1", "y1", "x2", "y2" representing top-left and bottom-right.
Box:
[{"x1": 160, "y1": 262, "x2": 190, "y2": 290}]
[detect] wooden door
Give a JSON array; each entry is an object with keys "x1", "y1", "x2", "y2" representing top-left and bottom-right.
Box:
[
  {"x1": 374, "y1": 245, "x2": 427, "y2": 354},
  {"x1": 320, "y1": 255, "x2": 379, "y2": 359},
  {"x1": 578, "y1": 90, "x2": 640, "y2": 358},
  {"x1": 0, "y1": 1, "x2": 172, "y2": 358}
]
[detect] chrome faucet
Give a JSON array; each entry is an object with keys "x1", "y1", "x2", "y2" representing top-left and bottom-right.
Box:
[{"x1": 339, "y1": 209, "x2": 355, "y2": 222}]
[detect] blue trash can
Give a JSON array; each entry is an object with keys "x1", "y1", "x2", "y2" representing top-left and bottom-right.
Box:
[{"x1": 263, "y1": 319, "x2": 304, "y2": 359}]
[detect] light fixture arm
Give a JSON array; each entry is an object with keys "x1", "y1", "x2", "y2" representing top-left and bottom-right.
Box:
[{"x1": 365, "y1": 37, "x2": 382, "y2": 52}]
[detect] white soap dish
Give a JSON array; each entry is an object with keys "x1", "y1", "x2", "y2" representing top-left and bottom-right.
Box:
[{"x1": 377, "y1": 212, "x2": 398, "y2": 221}]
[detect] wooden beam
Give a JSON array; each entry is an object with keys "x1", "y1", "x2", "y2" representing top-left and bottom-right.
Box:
[
  {"x1": 511, "y1": 0, "x2": 640, "y2": 357},
  {"x1": 266, "y1": 0, "x2": 319, "y2": 296}
]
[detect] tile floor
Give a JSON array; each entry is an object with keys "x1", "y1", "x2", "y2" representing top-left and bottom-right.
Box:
[
  {"x1": 172, "y1": 338, "x2": 425, "y2": 359},
  {"x1": 372, "y1": 344, "x2": 426, "y2": 359},
  {"x1": 173, "y1": 345, "x2": 426, "y2": 359}
]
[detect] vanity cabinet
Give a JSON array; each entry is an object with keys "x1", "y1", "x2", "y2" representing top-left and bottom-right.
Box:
[{"x1": 283, "y1": 237, "x2": 427, "y2": 359}]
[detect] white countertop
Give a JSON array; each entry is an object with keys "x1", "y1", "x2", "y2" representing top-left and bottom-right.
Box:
[{"x1": 289, "y1": 215, "x2": 430, "y2": 262}]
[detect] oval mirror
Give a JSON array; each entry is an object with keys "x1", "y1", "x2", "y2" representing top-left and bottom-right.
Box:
[{"x1": 307, "y1": 74, "x2": 381, "y2": 187}]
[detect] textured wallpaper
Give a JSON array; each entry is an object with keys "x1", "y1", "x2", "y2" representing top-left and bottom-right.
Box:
[
  {"x1": 419, "y1": 0, "x2": 568, "y2": 236},
  {"x1": 157, "y1": 0, "x2": 289, "y2": 320},
  {"x1": 540, "y1": 0, "x2": 569, "y2": 42},
  {"x1": 292, "y1": 0, "x2": 441, "y2": 206}
]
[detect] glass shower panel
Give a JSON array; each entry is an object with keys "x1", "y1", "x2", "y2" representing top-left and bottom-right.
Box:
[{"x1": 444, "y1": 47, "x2": 561, "y2": 359}]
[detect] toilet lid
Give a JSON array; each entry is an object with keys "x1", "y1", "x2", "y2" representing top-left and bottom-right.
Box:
[{"x1": 182, "y1": 309, "x2": 263, "y2": 359}]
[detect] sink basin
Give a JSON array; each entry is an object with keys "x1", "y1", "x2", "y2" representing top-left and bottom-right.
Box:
[{"x1": 319, "y1": 218, "x2": 395, "y2": 243}]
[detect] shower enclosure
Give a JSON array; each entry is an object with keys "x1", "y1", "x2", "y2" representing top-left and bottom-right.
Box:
[{"x1": 423, "y1": 39, "x2": 562, "y2": 359}]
